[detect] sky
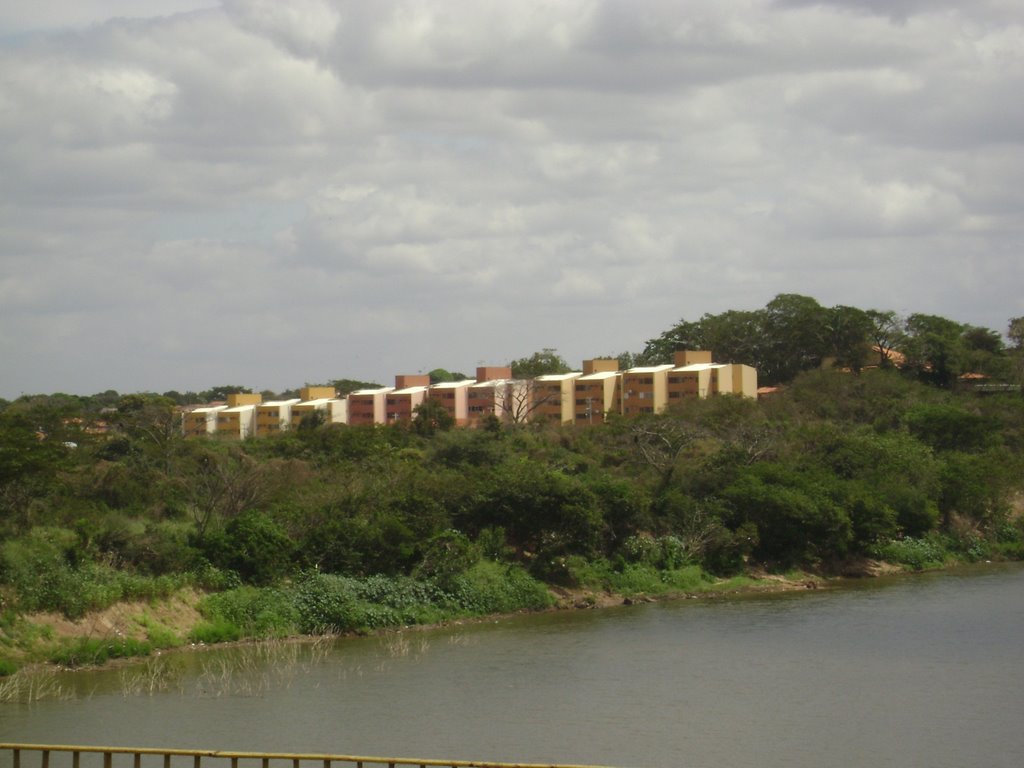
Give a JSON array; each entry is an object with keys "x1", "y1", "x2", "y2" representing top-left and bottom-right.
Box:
[{"x1": 2, "y1": 0, "x2": 1023, "y2": 398}]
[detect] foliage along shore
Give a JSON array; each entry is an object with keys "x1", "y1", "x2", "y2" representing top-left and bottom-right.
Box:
[
  {"x1": 0, "y1": 542, "x2": 1012, "y2": 683},
  {"x1": 3, "y1": 294, "x2": 1024, "y2": 678}
]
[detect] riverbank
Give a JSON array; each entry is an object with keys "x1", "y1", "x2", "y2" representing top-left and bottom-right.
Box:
[{"x1": 0, "y1": 556, "x2": 918, "y2": 680}]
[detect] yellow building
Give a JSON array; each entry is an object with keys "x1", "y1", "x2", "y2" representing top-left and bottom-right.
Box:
[
  {"x1": 183, "y1": 405, "x2": 227, "y2": 437},
  {"x1": 212, "y1": 393, "x2": 262, "y2": 439},
  {"x1": 290, "y1": 398, "x2": 335, "y2": 428},
  {"x1": 532, "y1": 372, "x2": 583, "y2": 424},
  {"x1": 573, "y1": 359, "x2": 621, "y2": 424},
  {"x1": 299, "y1": 386, "x2": 336, "y2": 400},
  {"x1": 256, "y1": 399, "x2": 301, "y2": 434},
  {"x1": 621, "y1": 364, "x2": 674, "y2": 416},
  {"x1": 217, "y1": 405, "x2": 258, "y2": 439},
  {"x1": 665, "y1": 351, "x2": 758, "y2": 401}
]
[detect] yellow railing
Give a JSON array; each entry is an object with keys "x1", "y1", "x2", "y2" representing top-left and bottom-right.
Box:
[{"x1": 0, "y1": 745, "x2": 613, "y2": 768}]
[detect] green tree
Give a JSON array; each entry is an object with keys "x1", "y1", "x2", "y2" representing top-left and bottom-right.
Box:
[
  {"x1": 203, "y1": 510, "x2": 295, "y2": 585},
  {"x1": 865, "y1": 309, "x2": 905, "y2": 369},
  {"x1": 509, "y1": 348, "x2": 571, "y2": 378},
  {"x1": 427, "y1": 369, "x2": 468, "y2": 384},
  {"x1": 331, "y1": 379, "x2": 383, "y2": 396},
  {"x1": 721, "y1": 463, "x2": 853, "y2": 567},
  {"x1": 412, "y1": 399, "x2": 455, "y2": 435},
  {"x1": 1008, "y1": 317, "x2": 1024, "y2": 350},
  {"x1": 825, "y1": 305, "x2": 873, "y2": 373},
  {"x1": 759, "y1": 294, "x2": 831, "y2": 384},
  {"x1": 902, "y1": 313, "x2": 967, "y2": 387},
  {"x1": 199, "y1": 385, "x2": 253, "y2": 401},
  {"x1": 109, "y1": 393, "x2": 181, "y2": 473}
]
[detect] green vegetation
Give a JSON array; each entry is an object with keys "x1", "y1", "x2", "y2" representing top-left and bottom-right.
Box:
[{"x1": 1, "y1": 296, "x2": 1023, "y2": 672}]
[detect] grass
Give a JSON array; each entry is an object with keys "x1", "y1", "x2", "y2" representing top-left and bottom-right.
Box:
[{"x1": 48, "y1": 636, "x2": 153, "y2": 668}]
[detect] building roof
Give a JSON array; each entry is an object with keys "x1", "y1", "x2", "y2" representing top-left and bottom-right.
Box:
[
  {"x1": 671, "y1": 363, "x2": 727, "y2": 372},
  {"x1": 577, "y1": 370, "x2": 620, "y2": 381},
  {"x1": 430, "y1": 379, "x2": 478, "y2": 390},
  {"x1": 259, "y1": 399, "x2": 301, "y2": 407},
  {"x1": 535, "y1": 372, "x2": 583, "y2": 381},
  {"x1": 189, "y1": 405, "x2": 228, "y2": 414},
  {"x1": 350, "y1": 386, "x2": 395, "y2": 396},
  {"x1": 294, "y1": 398, "x2": 334, "y2": 407},
  {"x1": 391, "y1": 386, "x2": 429, "y2": 395},
  {"x1": 625, "y1": 364, "x2": 674, "y2": 374},
  {"x1": 470, "y1": 378, "x2": 510, "y2": 389}
]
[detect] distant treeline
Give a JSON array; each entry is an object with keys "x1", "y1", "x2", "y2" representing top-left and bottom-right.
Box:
[{"x1": 640, "y1": 293, "x2": 1024, "y2": 387}]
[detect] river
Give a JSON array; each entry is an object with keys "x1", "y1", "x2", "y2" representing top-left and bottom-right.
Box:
[{"x1": 2, "y1": 564, "x2": 1023, "y2": 768}]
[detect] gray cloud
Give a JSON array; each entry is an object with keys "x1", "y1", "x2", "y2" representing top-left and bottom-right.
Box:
[{"x1": 1, "y1": 0, "x2": 1022, "y2": 397}]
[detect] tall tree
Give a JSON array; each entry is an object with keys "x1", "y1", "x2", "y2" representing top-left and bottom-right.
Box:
[
  {"x1": 509, "y1": 348, "x2": 571, "y2": 378},
  {"x1": 759, "y1": 294, "x2": 830, "y2": 384},
  {"x1": 865, "y1": 309, "x2": 905, "y2": 368},
  {"x1": 901, "y1": 313, "x2": 967, "y2": 388},
  {"x1": 825, "y1": 305, "x2": 873, "y2": 373},
  {"x1": 1008, "y1": 317, "x2": 1024, "y2": 350}
]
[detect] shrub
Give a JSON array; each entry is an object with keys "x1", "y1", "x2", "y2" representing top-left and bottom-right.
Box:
[
  {"x1": 412, "y1": 530, "x2": 479, "y2": 589},
  {"x1": 202, "y1": 511, "x2": 295, "y2": 586},
  {"x1": 450, "y1": 561, "x2": 553, "y2": 614},
  {"x1": 872, "y1": 537, "x2": 947, "y2": 571},
  {"x1": 197, "y1": 586, "x2": 299, "y2": 637},
  {"x1": 291, "y1": 572, "x2": 366, "y2": 633},
  {"x1": 621, "y1": 534, "x2": 692, "y2": 570},
  {"x1": 188, "y1": 619, "x2": 241, "y2": 644}
]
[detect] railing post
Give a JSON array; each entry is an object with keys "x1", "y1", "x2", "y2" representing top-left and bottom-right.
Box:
[
  {"x1": 73, "y1": 753, "x2": 80, "y2": 768},
  {"x1": 134, "y1": 754, "x2": 142, "y2": 768},
  {"x1": 12, "y1": 749, "x2": 19, "y2": 768},
  {"x1": 104, "y1": 753, "x2": 112, "y2": 768},
  {"x1": 163, "y1": 755, "x2": 171, "y2": 768},
  {"x1": 231, "y1": 759, "x2": 238, "y2": 768},
  {"x1": 41, "y1": 752, "x2": 49, "y2": 768},
  {"x1": 193, "y1": 756, "x2": 201, "y2": 768}
]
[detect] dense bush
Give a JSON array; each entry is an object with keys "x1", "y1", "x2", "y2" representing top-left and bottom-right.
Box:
[
  {"x1": 871, "y1": 537, "x2": 948, "y2": 571},
  {"x1": 3, "y1": 350, "x2": 1023, "y2": 656},
  {"x1": 197, "y1": 586, "x2": 299, "y2": 637},
  {"x1": 449, "y1": 561, "x2": 553, "y2": 614}
]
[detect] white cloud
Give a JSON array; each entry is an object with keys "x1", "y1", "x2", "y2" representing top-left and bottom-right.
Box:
[{"x1": 1, "y1": 0, "x2": 1023, "y2": 397}]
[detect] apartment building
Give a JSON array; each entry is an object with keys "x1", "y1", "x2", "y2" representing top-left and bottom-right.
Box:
[
  {"x1": 386, "y1": 384, "x2": 429, "y2": 423},
  {"x1": 574, "y1": 359, "x2": 621, "y2": 424},
  {"x1": 256, "y1": 399, "x2": 301, "y2": 433},
  {"x1": 289, "y1": 398, "x2": 332, "y2": 428},
  {"x1": 215, "y1": 393, "x2": 262, "y2": 439},
  {"x1": 729, "y1": 364, "x2": 758, "y2": 398},
  {"x1": 346, "y1": 386, "x2": 395, "y2": 426},
  {"x1": 429, "y1": 379, "x2": 478, "y2": 426},
  {"x1": 532, "y1": 372, "x2": 583, "y2": 424},
  {"x1": 621, "y1": 364, "x2": 674, "y2": 416},
  {"x1": 182, "y1": 351, "x2": 757, "y2": 437},
  {"x1": 183, "y1": 405, "x2": 227, "y2": 437}
]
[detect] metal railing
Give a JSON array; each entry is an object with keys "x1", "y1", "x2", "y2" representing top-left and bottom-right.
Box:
[{"x1": 0, "y1": 744, "x2": 613, "y2": 768}]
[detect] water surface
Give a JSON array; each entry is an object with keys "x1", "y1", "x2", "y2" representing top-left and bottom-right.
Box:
[{"x1": 3, "y1": 564, "x2": 1023, "y2": 768}]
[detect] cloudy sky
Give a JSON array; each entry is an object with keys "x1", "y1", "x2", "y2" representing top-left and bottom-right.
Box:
[{"x1": 2, "y1": 0, "x2": 1022, "y2": 398}]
